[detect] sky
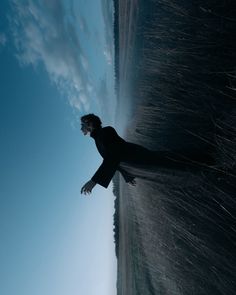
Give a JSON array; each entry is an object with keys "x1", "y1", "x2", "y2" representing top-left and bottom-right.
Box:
[{"x1": 0, "y1": 0, "x2": 117, "y2": 294}]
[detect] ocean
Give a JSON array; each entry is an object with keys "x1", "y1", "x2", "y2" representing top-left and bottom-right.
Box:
[{"x1": 113, "y1": 1, "x2": 236, "y2": 294}]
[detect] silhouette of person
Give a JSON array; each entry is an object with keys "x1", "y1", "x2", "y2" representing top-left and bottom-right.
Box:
[{"x1": 80, "y1": 113, "x2": 214, "y2": 195}]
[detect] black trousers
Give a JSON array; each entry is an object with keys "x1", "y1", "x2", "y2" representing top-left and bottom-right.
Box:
[{"x1": 120, "y1": 143, "x2": 215, "y2": 170}]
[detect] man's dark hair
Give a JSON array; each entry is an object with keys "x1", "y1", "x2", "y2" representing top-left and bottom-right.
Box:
[{"x1": 81, "y1": 113, "x2": 102, "y2": 128}]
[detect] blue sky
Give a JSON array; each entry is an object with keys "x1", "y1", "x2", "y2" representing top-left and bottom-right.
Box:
[{"x1": 0, "y1": 1, "x2": 117, "y2": 294}]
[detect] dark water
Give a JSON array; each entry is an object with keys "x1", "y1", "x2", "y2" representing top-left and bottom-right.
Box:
[{"x1": 113, "y1": 1, "x2": 236, "y2": 294}]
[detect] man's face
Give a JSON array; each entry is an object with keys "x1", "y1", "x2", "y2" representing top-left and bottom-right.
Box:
[{"x1": 80, "y1": 121, "x2": 93, "y2": 135}]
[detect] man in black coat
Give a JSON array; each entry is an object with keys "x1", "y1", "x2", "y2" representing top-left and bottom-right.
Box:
[
  {"x1": 80, "y1": 114, "x2": 138, "y2": 195},
  {"x1": 80, "y1": 113, "x2": 208, "y2": 195}
]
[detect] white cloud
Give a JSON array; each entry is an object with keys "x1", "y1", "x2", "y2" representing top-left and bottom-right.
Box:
[
  {"x1": 97, "y1": 78, "x2": 116, "y2": 124},
  {"x1": 80, "y1": 54, "x2": 89, "y2": 71},
  {"x1": 9, "y1": 0, "x2": 93, "y2": 111},
  {"x1": 0, "y1": 33, "x2": 7, "y2": 47},
  {"x1": 103, "y1": 47, "x2": 112, "y2": 65},
  {"x1": 101, "y1": 0, "x2": 114, "y2": 65}
]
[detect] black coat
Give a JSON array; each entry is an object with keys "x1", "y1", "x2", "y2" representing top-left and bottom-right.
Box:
[
  {"x1": 90, "y1": 126, "x2": 156, "y2": 188},
  {"x1": 90, "y1": 126, "x2": 215, "y2": 188}
]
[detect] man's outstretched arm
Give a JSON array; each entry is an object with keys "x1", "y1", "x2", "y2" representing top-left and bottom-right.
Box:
[{"x1": 91, "y1": 157, "x2": 120, "y2": 188}]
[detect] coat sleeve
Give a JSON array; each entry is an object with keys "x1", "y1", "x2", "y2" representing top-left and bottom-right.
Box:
[
  {"x1": 91, "y1": 127, "x2": 123, "y2": 188},
  {"x1": 91, "y1": 157, "x2": 120, "y2": 188}
]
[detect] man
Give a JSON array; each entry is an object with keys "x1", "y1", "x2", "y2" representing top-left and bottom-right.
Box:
[
  {"x1": 80, "y1": 113, "x2": 215, "y2": 195},
  {"x1": 80, "y1": 114, "x2": 137, "y2": 195}
]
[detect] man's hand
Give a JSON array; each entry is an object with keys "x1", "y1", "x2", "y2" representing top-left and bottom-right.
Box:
[
  {"x1": 81, "y1": 180, "x2": 96, "y2": 195},
  {"x1": 127, "y1": 179, "x2": 136, "y2": 186}
]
